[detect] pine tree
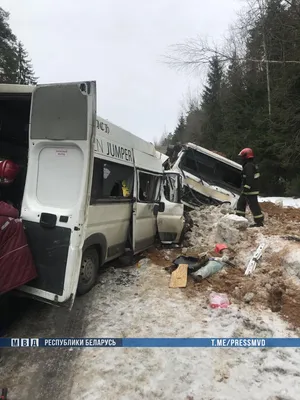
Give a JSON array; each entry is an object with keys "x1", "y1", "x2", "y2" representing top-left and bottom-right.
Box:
[
  {"x1": 172, "y1": 114, "x2": 186, "y2": 144},
  {"x1": 185, "y1": 107, "x2": 204, "y2": 144},
  {"x1": 220, "y1": 52, "x2": 250, "y2": 159},
  {"x1": 200, "y1": 56, "x2": 224, "y2": 150},
  {"x1": 0, "y1": 8, "x2": 37, "y2": 85},
  {"x1": 16, "y1": 41, "x2": 37, "y2": 85},
  {"x1": 0, "y1": 7, "x2": 18, "y2": 83}
]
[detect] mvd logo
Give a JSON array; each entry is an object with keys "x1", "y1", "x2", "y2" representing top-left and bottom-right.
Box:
[{"x1": 11, "y1": 338, "x2": 40, "y2": 347}]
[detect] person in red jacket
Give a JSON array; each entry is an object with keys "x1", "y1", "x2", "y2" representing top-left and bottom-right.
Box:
[
  {"x1": 0, "y1": 160, "x2": 37, "y2": 294},
  {"x1": 236, "y1": 148, "x2": 264, "y2": 227},
  {"x1": 0, "y1": 159, "x2": 23, "y2": 209}
]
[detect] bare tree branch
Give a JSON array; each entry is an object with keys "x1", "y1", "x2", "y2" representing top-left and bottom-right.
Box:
[{"x1": 162, "y1": 0, "x2": 300, "y2": 74}]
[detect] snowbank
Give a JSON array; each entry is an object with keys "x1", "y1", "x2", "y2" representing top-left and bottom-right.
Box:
[{"x1": 259, "y1": 196, "x2": 300, "y2": 208}]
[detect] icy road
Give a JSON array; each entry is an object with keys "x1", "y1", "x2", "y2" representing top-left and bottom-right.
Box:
[{"x1": 1, "y1": 262, "x2": 300, "y2": 400}]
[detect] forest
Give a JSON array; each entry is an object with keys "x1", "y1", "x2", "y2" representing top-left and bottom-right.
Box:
[
  {"x1": 161, "y1": 0, "x2": 300, "y2": 196},
  {"x1": 0, "y1": 7, "x2": 36, "y2": 86}
]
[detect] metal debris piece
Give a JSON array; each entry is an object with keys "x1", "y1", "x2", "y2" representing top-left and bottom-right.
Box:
[{"x1": 245, "y1": 242, "x2": 266, "y2": 275}]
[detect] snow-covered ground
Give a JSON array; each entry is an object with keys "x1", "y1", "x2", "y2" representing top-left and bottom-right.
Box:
[
  {"x1": 69, "y1": 265, "x2": 300, "y2": 400},
  {"x1": 2, "y1": 261, "x2": 300, "y2": 400},
  {"x1": 259, "y1": 196, "x2": 300, "y2": 208},
  {"x1": 2, "y1": 202, "x2": 300, "y2": 400}
]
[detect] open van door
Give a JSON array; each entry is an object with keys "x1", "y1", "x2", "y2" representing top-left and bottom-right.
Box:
[
  {"x1": 157, "y1": 171, "x2": 184, "y2": 244},
  {"x1": 132, "y1": 170, "x2": 162, "y2": 253},
  {"x1": 20, "y1": 81, "x2": 96, "y2": 307}
]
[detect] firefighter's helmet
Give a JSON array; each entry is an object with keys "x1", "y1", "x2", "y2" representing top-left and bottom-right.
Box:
[{"x1": 238, "y1": 148, "x2": 254, "y2": 159}]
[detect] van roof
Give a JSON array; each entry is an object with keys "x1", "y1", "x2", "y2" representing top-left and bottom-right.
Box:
[
  {"x1": 185, "y1": 142, "x2": 242, "y2": 170},
  {"x1": 0, "y1": 84, "x2": 157, "y2": 158},
  {"x1": 96, "y1": 116, "x2": 157, "y2": 157},
  {"x1": 0, "y1": 84, "x2": 35, "y2": 94}
]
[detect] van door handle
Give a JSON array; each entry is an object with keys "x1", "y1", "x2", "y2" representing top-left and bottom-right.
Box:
[{"x1": 40, "y1": 213, "x2": 57, "y2": 228}]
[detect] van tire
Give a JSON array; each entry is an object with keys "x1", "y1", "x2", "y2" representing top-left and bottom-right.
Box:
[{"x1": 77, "y1": 247, "x2": 99, "y2": 296}]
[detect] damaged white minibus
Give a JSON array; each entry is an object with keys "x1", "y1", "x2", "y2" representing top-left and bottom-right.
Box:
[
  {"x1": 163, "y1": 143, "x2": 242, "y2": 209},
  {"x1": 0, "y1": 81, "x2": 184, "y2": 308}
]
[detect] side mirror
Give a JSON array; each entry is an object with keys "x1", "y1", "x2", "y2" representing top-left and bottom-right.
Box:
[{"x1": 158, "y1": 202, "x2": 165, "y2": 212}]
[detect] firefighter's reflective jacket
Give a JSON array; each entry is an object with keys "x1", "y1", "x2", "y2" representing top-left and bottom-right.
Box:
[{"x1": 241, "y1": 160, "x2": 260, "y2": 195}]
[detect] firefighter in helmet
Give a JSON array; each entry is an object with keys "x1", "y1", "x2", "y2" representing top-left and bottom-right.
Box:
[{"x1": 236, "y1": 148, "x2": 264, "y2": 227}]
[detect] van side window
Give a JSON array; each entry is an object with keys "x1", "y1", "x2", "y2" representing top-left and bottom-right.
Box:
[
  {"x1": 91, "y1": 159, "x2": 134, "y2": 203},
  {"x1": 138, "y1": 172, "x2": 161, "y2": 203}
]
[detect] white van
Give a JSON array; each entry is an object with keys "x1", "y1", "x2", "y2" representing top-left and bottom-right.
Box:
[
  {"x1": 164, "y1": 143, "x2": 242, "y2": 209},
  {"x1": 0, "y1": 81, "x2": 184, "y2": 307}
]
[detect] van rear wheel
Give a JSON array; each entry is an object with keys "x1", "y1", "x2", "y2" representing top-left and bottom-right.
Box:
[{"x1": 77, "y1": 247, "x2": 99, "y2": 296}]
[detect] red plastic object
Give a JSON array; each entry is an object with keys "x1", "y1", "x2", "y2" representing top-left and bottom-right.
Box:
[
  {"x1": 209, "y1": 292, "x2": 230, "y2": 309},
  {"x1": 214, "y1": 243, "x2": 228, "y2": 254}
]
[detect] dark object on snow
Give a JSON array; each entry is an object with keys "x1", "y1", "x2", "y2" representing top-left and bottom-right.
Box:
[
  {"x1": 270, "y1": 286, "x2": 284, "y2": 312},
  {"x1": 281, "y1": 235, "x2": 300, "y2": 242},
  {"x1": 193, "y1": 276, "x2": 202, "y2": 283},
  {"x1": 173, "y1": 256, "x2": 204, "y2": 273},
  {"x1": 249, "y1": 222, "x2": 264, "y2": 228},
  {"x1": 0, "y1": 201, "x2": 37, "y2": 294},
  {"x1": 164, "y1": 265, "x2": 177, "y2": 274}
]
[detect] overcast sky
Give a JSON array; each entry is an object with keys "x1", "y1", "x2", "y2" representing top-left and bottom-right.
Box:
[{"x1": 2, "y1": 0, "x2": 242, "y2": 142}]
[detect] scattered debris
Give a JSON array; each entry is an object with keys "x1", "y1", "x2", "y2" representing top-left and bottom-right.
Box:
[
  {"x1": 144, "y1": 200, "x2": 300, "y2": 328},
  {"x1": 281, "y1": 235, "x2": 300, "y2": 242},
  {"x1": 164, "y1": 265, "x2": 177, "y2": 274},
  {"x1": 209, "y1": 292, "x2": 230, "y2": 309},
  {"x1": 191, "y1": 259, "x2": 224, "y2": 280},
  {"x1": 173, "y1": 255, "x2": 206, "y2": 272},
  {"x1": 169, "y1": 243, "x2": 234, "y2": 282},
  {"x1": 136, "y1": 258, "x2": 151, "y2": 269},
  {"x1": 169, "y1": 264, "x2": 188, "y2": 288},
  {"x1": 245, "y1": 242, "x2": 266, "y2": 275}
]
